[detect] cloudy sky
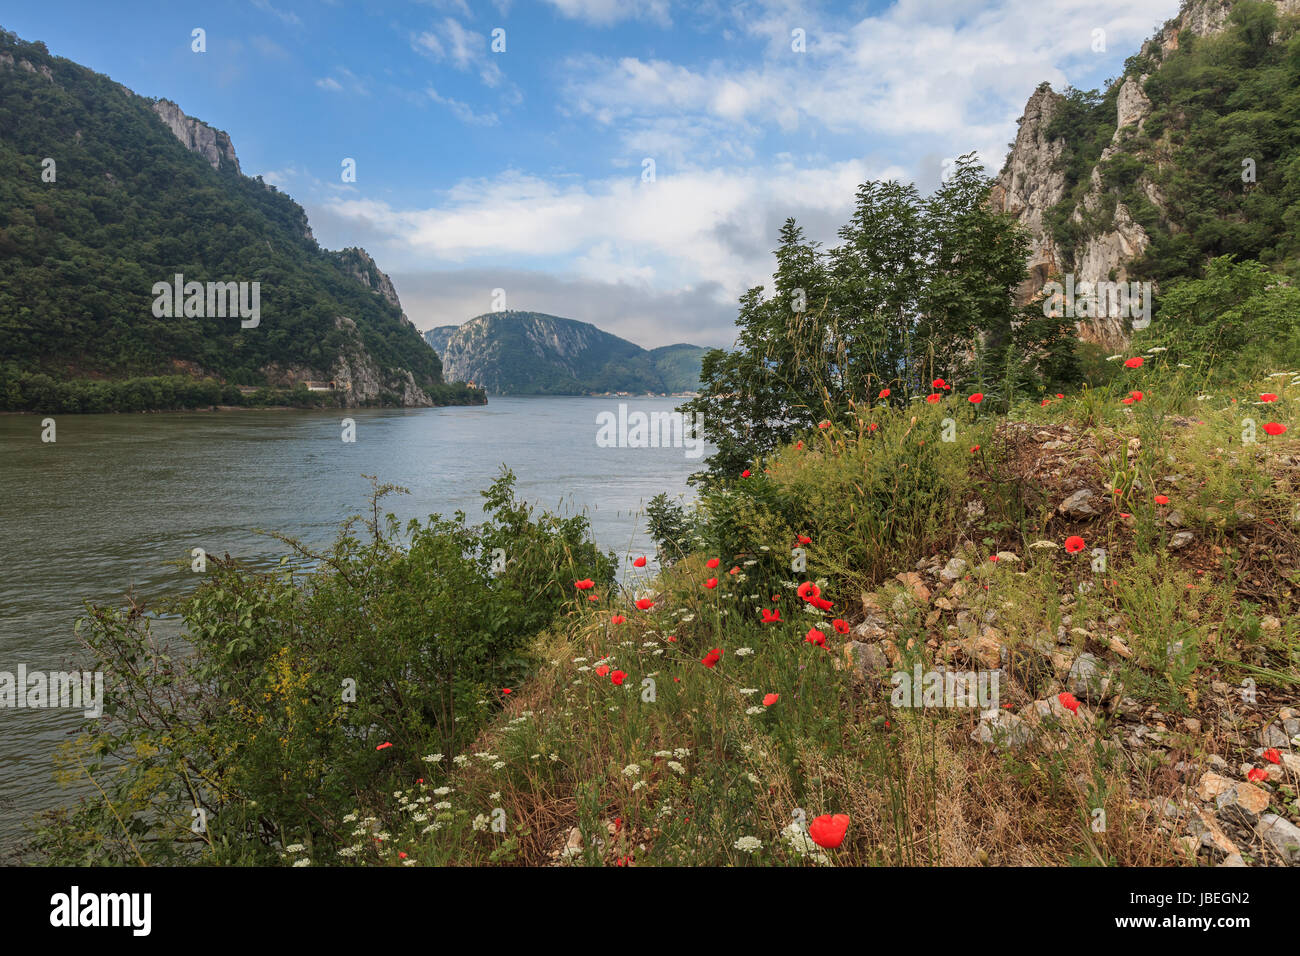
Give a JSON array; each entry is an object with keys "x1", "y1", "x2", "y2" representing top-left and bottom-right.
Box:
[{"x1": 8, "y1": 0, "x2": 1184, "y2": 348}]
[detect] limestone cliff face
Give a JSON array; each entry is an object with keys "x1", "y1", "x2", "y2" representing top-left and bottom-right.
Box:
[
  {"x1": 989, "y1": 83, "x2": 1068, "y2": 299},
  {"x1": 336, "y1": 247, "x2": 416, "y2": 328},
  {"x1": 151, "y1": 99, "x2": 241, "y2": 174},
  {"x1": 994, "y1": 0, "x2": 1296, "y2": 348}
]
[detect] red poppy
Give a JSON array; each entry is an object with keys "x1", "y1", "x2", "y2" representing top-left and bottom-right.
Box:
[
  {"x1": 795, "y1": 440, "x2": 804, "y2": 449},
  {"x1": 1263, "y1": 748, "x2": 1281, "y2": 764},
  {"x1": 808, "y1": 813, "x2": 850, "y2": 849},
  {"x1": 969, "y1": 393, "x2": 983, "y2": 404},
  {"x1": 832, "y1": 619, "x2": 849, "y2": 634},
  {"x1": 1263, "y1": 422, "x2": 1287, "y2": 436},
  {"x1": 741, "y1": 469, "x2": 751, "y2": 478},
  {"x1": 666, "y1": 635, "x2": 678, "y2": 643},
  {"x1": 728, "y1": 566, "x2": 740, "y2": 574},
  {"x1": 868, "y1": 423, "x2": 878, "y2": 432},
  {"x1": 970, "y1": 444, "x2": 980, "y2": 452},
  {"x1": 805, "y1": 628, "x2": 826, "y2": 647},
  {"x1": 399, "y1": 851, "x2": 407, "y2": 859},
  {"x1": 587, "y1": 594, "x2": 599, "y2": 602},
  {"x1": 704, "y1": 577, "x2": 718, "y2": 589},
  {"x1": 763, "y1": 693, "x2": 780, "y2": 707},
  {"x1": 1056, "y1": 393, "x2": 1064, "y2": 399},
  {"x1": 1058, "y1": 692, "x2": 1080, "y2": 714},
  {"x1": 1260, "y1": 393, "x2": 1278, "y2": 403},
  {"x1": 926, "y1": 393, "x2": 941, "y2": 404},
  {"x1": 376, "y1": 742, "x2": 392, "y2": 751},
  {"x1": 502, "y1": 688, "x2": 512, "y2": 694},
  {"x1": 632, "y1": 556, "x2": 647, "y2": 567},
  {"x1": 574, "y1": 579, "x2": 595, "y2": 590},
  {"x1": 1041, "y1": 399, "x2": 1051, "y2": 406},
  {"x1": 797, "y1": 581, "x2": 821, "y2": 601},
  {"x1": 1124, "y1": 356, "x2": 1144, "y2": 368},
  {"x1": 610, "y1": 670, "x2": 627, "y2": 686},
  {"x1": 611, "y1": 614, "x2": 626, "y2": 624},
  {"x1": 1120, "y1": 397, "x2": 1135, "y2": 405},
  {"x1": 989, "y1": 554, "x2": 998, "y2": 562},
  {"x1": 702, "y1": 648, "x2": 722, "y2": 668},
  {"x1": 1248, "y1": 767, "x2": 1267, "y2": 783},
  {"x1": 1154, "y1": 495, "x2": 1169, "y2": 505},
  {"x1": 1064, "y1": 535, "x2": 1085, "y2": 554},
  {"x1": 932, "y1": 378, "x2": 947, "y2": 389},
  {"x1": 797, "y1": 534, "x2": 812, "y2": 545},
  {"x1": 811, "y1": 596, "x2": 833, "y2": 611},
  {"x1": 635, "y1": 598, "x2": 655, "y2": 610},
  {"x1": 1130, "y1": 390, "x2": 1143, "y2": 402},
  {"x1": 595, "y1": 664, "x2": 611, "y2": 677},
  {"x1": 761, "y1": 608, "x2": 782, "y2": 623},
  {"x1": 706, "y1": 557, "x2": 721, "y2": 569},
  {"x1": 879, "y1": 388, "x2": 891, "y2": 399},
  {"x1": 818, "y1": 420, "x2": 830, "y2": 429}
]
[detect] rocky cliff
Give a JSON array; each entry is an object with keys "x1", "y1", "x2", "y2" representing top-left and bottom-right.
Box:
[
  {"x1": 992, "y1": 0, "x2": 1300, "y2": 348},
  {"x1": 152, "y1": 99, "x2": 241, "y2": 174}
]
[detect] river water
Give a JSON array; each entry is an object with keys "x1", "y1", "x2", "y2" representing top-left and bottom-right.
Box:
[{"x1": 0, "y1": 396, "x2": 704, "y2": 855}]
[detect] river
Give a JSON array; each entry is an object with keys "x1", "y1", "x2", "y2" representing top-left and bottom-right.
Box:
[{"x1": 0, "y1": 395, "x2": 705, "y2": 856}]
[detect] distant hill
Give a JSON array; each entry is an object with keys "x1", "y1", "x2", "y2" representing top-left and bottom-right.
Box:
[
  {"x1": 426, "y1": 311, "x2": 707, "y2": 395},
  {"x1": 0, "y1": 28, "x2": 481, "y2": 409}
]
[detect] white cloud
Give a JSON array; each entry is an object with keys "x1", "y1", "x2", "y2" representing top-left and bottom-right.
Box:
[
  {"x1": 543, "y1": 0, "x2": 672, "y2": 27},
  {"x1": 426, "y1": 87, "x2": 500, "y2": 126},
  {"x1": 412, "y1": 17, "x2": 507, "y2": 88}
]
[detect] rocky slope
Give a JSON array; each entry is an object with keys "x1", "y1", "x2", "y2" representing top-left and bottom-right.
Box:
[{"x1": 992, "y1": 0, "x2": 1300, "y2": 349}]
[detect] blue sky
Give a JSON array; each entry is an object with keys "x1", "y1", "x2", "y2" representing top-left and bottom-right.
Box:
[{"x1": 2, "y1": 0, "x2": 1185, "y2": 347}]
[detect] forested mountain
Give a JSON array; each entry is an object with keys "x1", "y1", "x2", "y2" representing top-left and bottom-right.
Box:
[
  {"x1": 0, "y1": 28, "x2": 481, "y2": 410},
  {"x1": 429, "y1": 311, "x2": 706, "y2": 394},
  {"x1": 993, "y1": 0, "x2": 1300, "y2": 346}
]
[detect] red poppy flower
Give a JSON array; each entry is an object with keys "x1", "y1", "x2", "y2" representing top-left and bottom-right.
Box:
[
  {"x1": 587, "y1": 594, "x2": 600, "y2": 602},
  {"x1": 595, "y1": 664, "x2": 610, "y2": 677},
  {"x1": 1263, "y1": 748, "x2": 1281, "y2": 764},
  {"x1": 635, "y1": 598, "x2": 655, "y2": 610},
  {"x1": 989, "y1": 554, "x2": 999, "y2": 562},
  {"x1": 1263, "y1": 422, "x2": 1287, "y2": 436},
  {"x1": 611, "y1": 614, "x2": 626, "y2": 624},
  {"x1": 1056, "y1": 393, "x2": 1064, "y2": 399},
  {"x1": 1130, "y1": 390, "x2": 1143, "y2": 402},
  {"x1": 763, "y1": 693, "x2": 779, "y2": 707},
  {"x1": 1064, "y1": 535, "x2": 1086, "y2": 554},
  {"x1": 632, "y1": 556, "x2": 647, "y2": 567},
  {"x1": 970, "y1": 444, "x2": 980, "y2": 453},
  {"x1": 502, "y1": 688, "x2": 511, "y2": 694},
  {"x1": 702, "y1": 649, "x2": 722, "y2": 668},
  {"x1": 704, "y1": 577, "x2": 718, "y2": 589},
  {"x1": 832, "y1": 618, "x2": 849, "y2": 634},
  {"x1": 808, "y1": 813, "x2": 849, "y2": 849},
  {"x1": 926, "y1": 393, "x2": 941, "y2": 404},
  {"x1": 1154, "y1": 495, "x2": 1169, "y2": 505},
  {"x1": 399, "y1": 851, "x2": 407, "y2": 859},
  {"x1": 804, "y1": 628, "x2": 826, "y2": 647},
  {"x1": 878, "y1": 388, "x2": 891, "y2": 399},
  {"x1": 932, "y1": 378, "x2": 947, "y2": 389},
  {"x1": 706, "y1": 557, "x2": 720, "y2": 569},
  {"x1": 868, "y1": 422, "x2": 878, "y2": 432},
  {"x1": 811, "y1": 596, "x2": 833, "y2": 611},
  {"x1": 741, "y1": 469, "x2": 751, "y2": 478},
  {"x1": 1260, "y1": 393, "x2": 1278, "y2": 403},
  {"x1": 728, "y1": 566, "x2": 740, "y2": 575},
  {"x1": 796, "y1": 440, "x2": 804, "y2": 449},
  {"x1": 1248, "y1": 767, "x2": 1267, "y2": 783},
  {"x1": 666, "y1": 635, "x2": 678, "y2": 643},
  {"x1": 1124, "y1": 356, "x2": 1144, "y2": 368},
  {"x1": 1041, "y1": 399, "x2": 1051, "y2": 406},
  {"x1": 969, "y1": 393, "x2": 983, "y2": 404},
  {"x1": 1120, "y1": 397, "x2": 1134, "y2": 405},
  {"x1": 610, "y1": 670, "x2": 627, "y2": 686},
  {"x1": 761, "y1": 608, "x2": 782, "y2": 623},
  {"x1": 797, "y1": 581, "x2": 821, "y2": 601},
  {"x1": 1058, "y1": 692, "x2": 1079, "y2": 714},
  {"x1": 376, "y1": 742, "x2": 392, "y2": 751},
  {"x1": 817, "y1": 420, "x2": 830, "y2": 429},
  {"x1": 574, "y1": 579, "x2": 595, "y2": 590},
  {"x1": 797, "y1": 534, "x2": 812, "y2": 545}
]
